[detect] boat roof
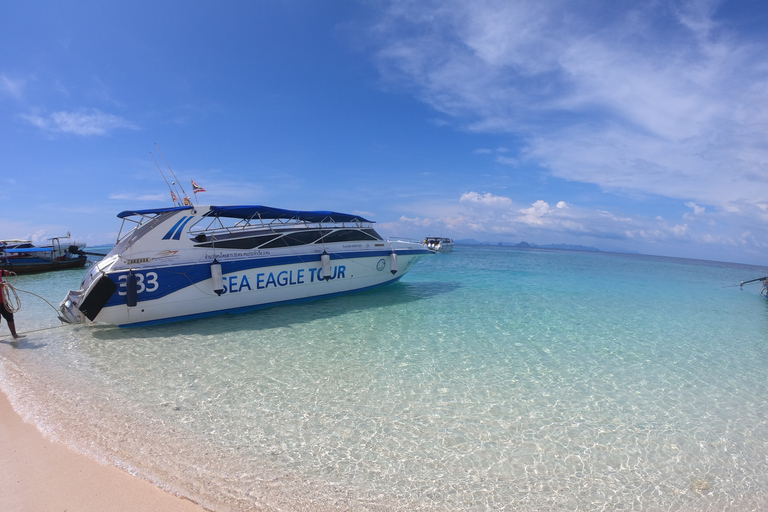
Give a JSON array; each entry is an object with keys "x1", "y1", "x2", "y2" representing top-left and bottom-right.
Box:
[
  {"x1": 5, "y1": 247, "x2": 55, "y2": 253},
  {"x1": 117, "y1": 206, "x2": 194, "y2": 219},
  {"x1": 208, "y1": 205, "x2": 372, "y2": 223},
  {"x1": 117, "y1": 205, "x2": 372, "y2": 223}
]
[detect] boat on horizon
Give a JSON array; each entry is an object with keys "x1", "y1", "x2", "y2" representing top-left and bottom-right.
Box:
[
  {"x1": 1, "y1": 237, "x2": 88, "y2": 274},
  {"x1": 423, "y1": 236, "x2": 454, "y2": 253},
  {"x1": 58, "y1": 204, "x2": 431, "y2": 327}
]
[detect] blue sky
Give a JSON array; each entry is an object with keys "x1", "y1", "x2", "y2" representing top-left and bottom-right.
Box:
[{"x1": 2, "y1": 1, "x2": 767, "y2": 265}]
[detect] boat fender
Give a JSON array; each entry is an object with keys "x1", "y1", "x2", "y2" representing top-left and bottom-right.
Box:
[
  {"x1": 390, "y1": 251, "x2": 398, "y2": 275},
  {"x1": 211, "y1": 258, "x2": 224, "y2": 296},
  {"x1": 321, "y1": 251, "x2": 332, "y2": 281},
  {"x1": 126, "y1": 270, "x2": 138, "y2": 307}
]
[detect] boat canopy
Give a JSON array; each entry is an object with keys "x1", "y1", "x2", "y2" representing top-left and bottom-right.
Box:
[
  {"x1": 117, "y1": 206, "x2": 194, "y2": 219},
  {"x1": 207, "y1": 205, "x2": 373, "y2": 223},
  {"x1": 5, "y1": 247, "x2": 57, "y2": 254},
  {"x1": 116, "y1": 205, "x2": 373, "y2": 223}
]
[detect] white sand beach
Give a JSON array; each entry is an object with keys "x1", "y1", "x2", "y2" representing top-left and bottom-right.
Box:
[{"x1": 0, "y1": 389, "x2": 210, "y2": 512}]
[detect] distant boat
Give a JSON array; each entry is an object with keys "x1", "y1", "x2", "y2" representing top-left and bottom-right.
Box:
[
  {"x1": 58, "y1": 204, "x2": 432, "y2": 327},
  {"x1": 0, "y1": 237, "x2": 88, "y2": 274},
  {"x1": 739, "y1": 275, "x2": 768, "y2": 297},
  {"x1": 423, "y1": 236, "x2": 454, "y2": 253}
]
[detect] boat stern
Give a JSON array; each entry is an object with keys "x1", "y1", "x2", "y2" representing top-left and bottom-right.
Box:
[
  {"x1": 58, "y1": 289, "x2": 86, "y2": 324},
  {"x1": 58, "y1": 253, "x2": 122, "y2": 325}
]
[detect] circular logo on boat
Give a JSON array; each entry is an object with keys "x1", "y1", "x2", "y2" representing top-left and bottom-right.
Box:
[{"x1": 376, "y1": 258, "x2": 386, "y2": 271}]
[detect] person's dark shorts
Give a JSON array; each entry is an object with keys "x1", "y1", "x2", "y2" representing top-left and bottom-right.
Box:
[{"x1": 0, "y1": 302, "x2": 13, "y2": 322}]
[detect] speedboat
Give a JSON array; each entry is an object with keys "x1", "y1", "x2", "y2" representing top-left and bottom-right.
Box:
[
  {"x1": 1, "y1": 237, "x2": 88, "y2": 274},
  {"x1": 58, "y1": 204, "x2": 431, "y2": 327},
  {"x1": 423, "y1": 236, "x2": 454, "y2": 253}
]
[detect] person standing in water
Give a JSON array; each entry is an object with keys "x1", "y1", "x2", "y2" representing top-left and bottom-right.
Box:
[{"x1": 0, "y1": 269, "x2": 20, "y2": 339}]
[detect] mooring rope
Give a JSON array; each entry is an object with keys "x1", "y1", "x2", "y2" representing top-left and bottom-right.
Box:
[
  {"x1": 1, "y1": 271, "x2": 21, "y2": 313},
  {"x1": 0, "y1": 323, "x2": 68, "y2": 340},
  {"x1": 1, "y1": 271, "x2": 61, "y2": 315},
  {"x1": 16, "y1": 289, "x2": 61, "y2": 315}
]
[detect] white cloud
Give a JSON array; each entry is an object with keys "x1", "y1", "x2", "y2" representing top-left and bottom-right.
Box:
[
  {"x1": 0, "y1": 220, "x2": 81, "y2": 246},
  {"x1": 495, "y1": 155, "x2": 518, "y2": 165},
  {"x1": 685, "y1": 201, "x2": 706, "y2": 215},
  {"x1": 517, "y1": 199, "x2": 551, "y2": 226},
  {"x1": 361, "y1": 1, "x2": 768, "y2": 261},
  {"x1": 1, "y1": 75, "x2": 25, "y2": 99},
  {"x1": 398, "y1": 215, "x2": 433, "y2": 227},
  {"x1": 20, "y1": 108, "x2": 137, "y2": 136},
  {"x1": 377, "y1": 188, "x2": 768, "y2": 262},
  {"x1": 370, "y1": 0, "x2": 768, "y2": 211},
  {"x1": 459, "y1": 191, "x2": 512, "y2": 208}
]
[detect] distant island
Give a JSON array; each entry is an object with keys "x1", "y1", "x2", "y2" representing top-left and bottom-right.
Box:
[
  {"x1": 454, "y1": 239, "x2": 639, "y2": 254},
  {"x1": 514, "y1": 241, "x2": 601, "y2": 252}
]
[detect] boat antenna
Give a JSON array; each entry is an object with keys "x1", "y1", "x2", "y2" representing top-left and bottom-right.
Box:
[
  {"x1": 155, "y1": 143, "x2": 190, "y2": 204},
  {"x1": 151, "y1": 152, "x2": 181, "y2": 206}
]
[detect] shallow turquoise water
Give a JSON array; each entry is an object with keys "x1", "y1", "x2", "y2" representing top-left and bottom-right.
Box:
[{"x1": 2, "y1": 246, "x2": 768, "y2": 510}]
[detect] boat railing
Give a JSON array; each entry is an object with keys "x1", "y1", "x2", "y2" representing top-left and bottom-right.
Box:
[
  {"x1": 50, "y1": 237, "x2": 64, "y2": 260},
  {"x1": 189, "y1": 219, "x2": 375, "y2": 241}
]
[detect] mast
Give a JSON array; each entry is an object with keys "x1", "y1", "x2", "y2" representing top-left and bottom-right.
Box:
[
  {"x1": 155, "y1": 143, "x2": 191, "y2": 205},
  {"x1": 151, "y1": 152, "x2": 182, "y2": 206}
]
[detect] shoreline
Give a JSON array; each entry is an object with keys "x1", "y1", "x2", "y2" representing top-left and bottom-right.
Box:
[{"x1": 0, "y1": 388, "x2": 211, "y2": 512}]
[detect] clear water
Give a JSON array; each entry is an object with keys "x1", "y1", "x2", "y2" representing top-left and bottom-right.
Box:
[{"x1": 2, "y1": 246, "x2": 768, "y2": 511}]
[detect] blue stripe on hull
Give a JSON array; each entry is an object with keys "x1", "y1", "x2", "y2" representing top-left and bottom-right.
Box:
[
  {"x1": 116, "y1": 274, "x2": 406, "y2": 327},
  {"x1": 104, "y1": 249, "x2": 429, "y2": 307}
]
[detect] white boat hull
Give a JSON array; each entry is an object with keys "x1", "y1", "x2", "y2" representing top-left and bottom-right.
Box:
[
  {"x1": 88, "y1": 253, "x2": 419, "y2": 326},
  {"x1": 423, "y1": 237, "x2": 454, "y2": 253},
  {"x1": 59, "y1": 205, "x2": 429, "y2": 327}
]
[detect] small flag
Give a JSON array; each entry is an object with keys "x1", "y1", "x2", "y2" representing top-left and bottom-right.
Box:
[
  {"x1": 171, "y1": 190, "x2": 178, "y2": 203},
  {"x1": 191, "y1": 180, "x2": 206, "y2": 194}
]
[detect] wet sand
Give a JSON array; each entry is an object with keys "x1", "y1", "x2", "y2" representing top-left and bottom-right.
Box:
[{"x1": 0, "y1": 389, "x2": 210, "y2": 512}]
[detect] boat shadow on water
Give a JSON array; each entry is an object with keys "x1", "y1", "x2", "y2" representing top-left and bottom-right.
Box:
[{"x1": 87, "y1": 280, "x2": 460, "y2": 341}]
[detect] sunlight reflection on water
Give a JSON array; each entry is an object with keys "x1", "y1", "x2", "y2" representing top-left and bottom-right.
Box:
[{"x1": 2, "y1": 248, "x2": 768, "y2": 510}]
